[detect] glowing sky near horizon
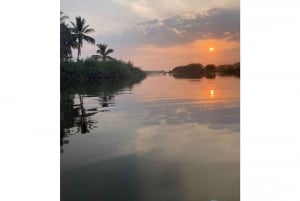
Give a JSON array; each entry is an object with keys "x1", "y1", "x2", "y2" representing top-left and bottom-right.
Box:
[{"x1": 61, "y1": 0, "x2": 240, "y2": 70}]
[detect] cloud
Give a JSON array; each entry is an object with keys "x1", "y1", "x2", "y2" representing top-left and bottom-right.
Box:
[
  {"x1": 62, "y1": 0, "x2": 240, "y2": 68},
  {"x1": 97, "y1": 7, "x2": 240, "y2": 48},
  {"x1": 61, "y1": 0, "x2": 142, "y2": 35},
  {"x1": 112, "y1": 0, "x2": 239, "y2": 19}
]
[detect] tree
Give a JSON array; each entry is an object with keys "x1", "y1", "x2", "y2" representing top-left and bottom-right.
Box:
[
  {"x1": 70, "y1": 16, "x2": 95, "y2": 61},
  {"x1": 93, "y1": 43, "x2": 115, "y2": 61},
  {"x1": 60, "y1": 11, "x2": 69, "y2": 24},
  {"x1": 204, "y1": 64, "x2": 216, "y2": 72},
  {"x1": 60, "y1": 12, "x2": 77, "y2": 62}
]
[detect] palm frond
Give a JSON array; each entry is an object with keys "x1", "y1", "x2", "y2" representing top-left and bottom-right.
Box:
[
  {"x1": 96, "y1": 43, "x2": 114, "y2": 59},
  {"x1": 82, "y1": 25, "x2": 90, "y2": 32},
  {"x1": 96, "y1": 44, "x2": 104, "y2": 50},
  {"x1": 105, "y1": 48, "x2": 114, "y2": 55},
  {"x1": 69, "y1": 22, "x2": 78, "y2": 31},
  {"x1": 82, "y1": 35, "x2": 95, "y2": 44},
  {"x1": 60, "y1": 16, "x2": 69, "y2": 23},
  {"x1": 106, "y1": 56, "x2": 116, "y2": 61},
  {"x1": 100, "y1": 44, "x2": 107, "y2": 53},
  {"x1": 81, "y1": 17, "x2": 86, "y2": 27},
  {"x1": 75, "y1": 16, "x2": 84, "y2": 31},
  {"x1": 60, "y1": 11, "x2": 69, "y2": 23},
  {"x1": 83, "y1": 28, "x2": 95, "y2": 34},
  {"x1": 91, "y1": 55, "x2": 101, "y2": 59}
]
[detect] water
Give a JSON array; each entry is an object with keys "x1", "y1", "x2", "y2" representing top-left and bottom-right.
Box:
[{"x1": 61, "y1": 74, "x2": 240, "y2": 201}]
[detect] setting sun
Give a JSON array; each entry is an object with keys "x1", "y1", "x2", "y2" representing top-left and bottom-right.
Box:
[
  {"x1": 210, "y1": 89, "x2": 215, "y2": 96},
  {"x1": 209, "y1": 47, "x2": 214, "y2": 52}
]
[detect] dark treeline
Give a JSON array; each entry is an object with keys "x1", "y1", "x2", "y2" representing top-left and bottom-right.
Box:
[
  {"x1": 171, "y1": 62, "x2": 240, "y2": 78},
  {"x1": 60, "y1": 11, "x2": 146, "y2": 82},
  {"x1": 61, "y1": 59, "x2": 146, "y2": 82},
  {"x1": 217, "y1": 62, "x2": 240, "y2": 76}
]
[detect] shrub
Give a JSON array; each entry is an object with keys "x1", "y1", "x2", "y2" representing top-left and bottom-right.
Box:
[{"x1": 61, "y1": 59, "x2": 146, "y2": 82}]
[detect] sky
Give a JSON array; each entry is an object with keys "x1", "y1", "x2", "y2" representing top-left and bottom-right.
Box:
[{"x1": 61, "y1": 0, "x2": 240, "y2": 70}]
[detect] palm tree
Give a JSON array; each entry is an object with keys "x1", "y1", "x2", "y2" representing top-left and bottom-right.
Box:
[
  {"x1": 93, "y1": 43, "x2": 114, "y2": 61},
  {"x1": 60, "y1": 12, "x2": 77, "y2": 62},
  {"x1": 70, "y1": 16, "x2": 95, "y2": 61}
]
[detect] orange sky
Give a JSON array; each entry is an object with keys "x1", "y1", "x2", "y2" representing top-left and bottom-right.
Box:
[
  {"x1": 62, "y1": 1, "x2": 240, "y2": 71},
  {"x1": 116, "y1": 38, "x2": 240, "y2": 70}
]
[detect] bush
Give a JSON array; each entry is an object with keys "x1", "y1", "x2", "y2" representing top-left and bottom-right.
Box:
[
  {"x1": 172, "y1": 63, "x2": 204, "y2": 75},
  {"x1": 61, "y1": 59, "x2": 146, "y2": 82},
  {"x1": 216, "y1": 62, "x2": 240, "y2": 76},
  {"x1": 204, "y1": 64, "x2": 216, "y2": 72}
]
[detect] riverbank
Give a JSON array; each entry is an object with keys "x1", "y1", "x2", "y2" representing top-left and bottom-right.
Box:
[{"x1": 61, "y1": 59, "x2": 146, "y2": 83}]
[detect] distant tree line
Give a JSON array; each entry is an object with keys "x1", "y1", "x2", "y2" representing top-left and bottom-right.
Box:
[
  {"x1": 217, "y1": 62, "x2": 240, "y2": 75},
  {"x1": 171, "y1": 62, "x2": 240, "y2": 77}
]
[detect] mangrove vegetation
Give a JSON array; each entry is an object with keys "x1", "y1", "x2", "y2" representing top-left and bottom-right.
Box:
[{"x1": 61, "y1": 59, "x2": 146, "y2": 83}]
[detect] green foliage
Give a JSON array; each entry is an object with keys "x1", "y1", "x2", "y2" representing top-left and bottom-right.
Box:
[{"x1": 61, "y1": 59, "x2": 146, "y2": 83}]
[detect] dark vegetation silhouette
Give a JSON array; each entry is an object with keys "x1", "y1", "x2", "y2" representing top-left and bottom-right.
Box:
[
  {"x1": 69, "y1": 16, "x2": 95, "y2": 61},
  {"x1": 171, "y1": 62, "x2": 240, "y2": 78},
  {"x1": 217, "y1": 62, "x2": 240, "y2": 77},
  {"x1": 60, "y1": 11, "x2": 146, "y2": 82},
  {"x1": 92, "y1": 43, "x2": 115, "y2": 61},
  {"x1": 61, "y1": 59, "x2": 146, "y2": 82},
  {"x1": 172, "y1": 63, "x2": 204, "y2": 76},
  {"x1": 60, "y1": 12, "x2": 77, "y2": 62},
  {"x1": 204, "y1": 64, "x2": 216, "y2": 72}
]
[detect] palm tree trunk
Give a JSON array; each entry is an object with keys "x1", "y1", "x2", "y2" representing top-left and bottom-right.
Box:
[{"x1": 77, "y1": 43, "x2": 80, "y2": 61}]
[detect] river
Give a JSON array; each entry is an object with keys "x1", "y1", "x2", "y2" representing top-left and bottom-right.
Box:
[{"x1": 61, "y1": 73, "x2": 240, "y2": 201}]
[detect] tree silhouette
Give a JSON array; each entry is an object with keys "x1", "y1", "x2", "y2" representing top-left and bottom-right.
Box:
[
  {"x1": 70, "y1": 16, "x2": 95, "y2": 61},
  {"x1": 93, "y1": 43, "x2": 115, "y2": 61},
  {"x1": 204, "y1": 64, "x2": 216, "y2": 72},
  {"x1": 60, "y1": 11, "x2": 69, "y2": 23},
  {"x1": 60, "y1": 12, "x2": 77, "y2": 62}
]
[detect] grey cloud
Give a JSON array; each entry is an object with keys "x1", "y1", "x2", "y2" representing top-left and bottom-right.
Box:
[
  {"x1": 97, "y1": 7, "x2": 240, "y2": 47},
  {"x1": 113, "y1": 0, "x2": 239, "y2": 19}
]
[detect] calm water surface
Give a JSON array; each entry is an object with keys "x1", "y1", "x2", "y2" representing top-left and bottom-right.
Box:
[{"x1": 61, "y1": 74, "x2": 240, "y2": 201}]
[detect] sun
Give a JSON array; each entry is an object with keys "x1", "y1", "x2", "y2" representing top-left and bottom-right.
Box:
[{"x1": 209, "y1": 47, "x2": 214, "y2": 52}]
